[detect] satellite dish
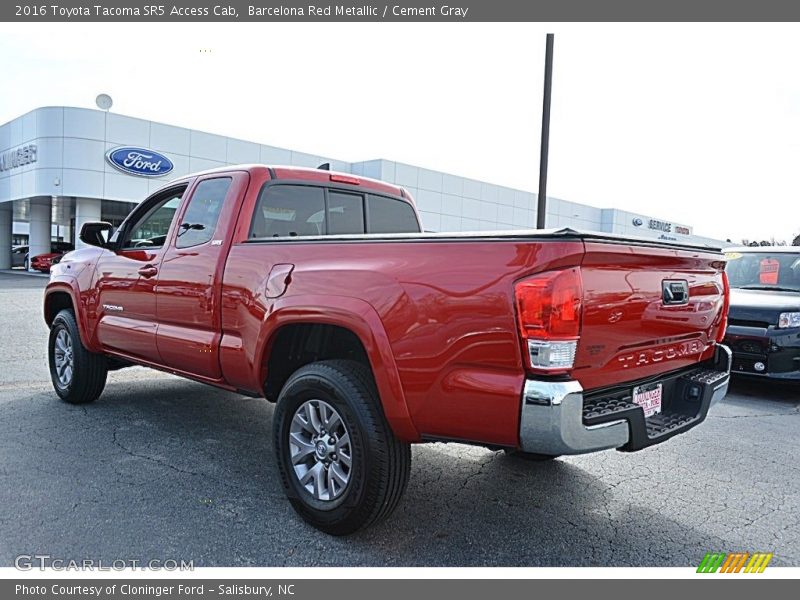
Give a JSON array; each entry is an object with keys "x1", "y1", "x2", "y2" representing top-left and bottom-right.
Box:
[{"x1": 95, "y1": 94, "x2": 113, "y2": 111}]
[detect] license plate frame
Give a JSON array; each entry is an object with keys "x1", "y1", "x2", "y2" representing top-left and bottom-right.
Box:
[{"x1": 633, "y1": 382, "x2": 663, "y2": 418}]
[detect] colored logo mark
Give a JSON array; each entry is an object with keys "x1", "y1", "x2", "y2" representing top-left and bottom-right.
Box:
[
  {"x1": 697, "y1": 552, "x2": 773, "y2": 573},
  {"x1": 106, "y1": 146, "x2": 174, "y2": 177}
]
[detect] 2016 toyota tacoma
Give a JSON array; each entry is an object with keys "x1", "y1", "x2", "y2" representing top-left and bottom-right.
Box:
[{"x1": 44, "y1": 165, "x2": 732, "y2": 535}]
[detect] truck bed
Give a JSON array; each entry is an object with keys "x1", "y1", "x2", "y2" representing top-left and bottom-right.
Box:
[{"x1": 226, "y1": 226, "x2": 727, "y2": 445}]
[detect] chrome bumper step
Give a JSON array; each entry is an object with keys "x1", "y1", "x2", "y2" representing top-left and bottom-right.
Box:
[{"x1": 519, "y1": 345, "x2": 732, "y2": 455}]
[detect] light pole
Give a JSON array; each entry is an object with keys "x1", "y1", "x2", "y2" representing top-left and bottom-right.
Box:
[{"x1": 537, "y1": 33, "x2": 554, "y2": 229}]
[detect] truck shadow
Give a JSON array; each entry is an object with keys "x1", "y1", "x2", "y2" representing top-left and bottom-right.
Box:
[
  {"x1": 1, "y1": 375, "x2": 741, "y2": 567},
  {"x1": 358, "y1": 445, "x2": 729, "y2": 566},
  {"x1": 726, "y1": 376, "x2": 799, "y2": 405}
]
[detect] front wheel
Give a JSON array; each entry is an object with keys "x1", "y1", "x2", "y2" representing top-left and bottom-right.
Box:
[
  {"x1": 273, "y1": 360, "x2": 411, "y2": 535},
  {"x1": 48, "y1": 309, "x2": 108, "y2": 404}
]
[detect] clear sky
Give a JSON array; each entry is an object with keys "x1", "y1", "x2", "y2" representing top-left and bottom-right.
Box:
[{"x1": 1, "y1": 22, "x2": 797, "y2": 243}]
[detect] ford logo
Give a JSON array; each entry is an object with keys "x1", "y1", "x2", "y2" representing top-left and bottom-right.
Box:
[
  {"x1": 632, "y1": 217, "x2": 643, "y2": 226},
  {"x1": 106, "y1": 146, "x2": 174, "y2": 178}
]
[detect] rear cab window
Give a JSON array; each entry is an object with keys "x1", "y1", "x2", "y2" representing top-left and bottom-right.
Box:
[
  {"x1": 250, "y1": 183, "x2": 420, "y2": 239},
  {"x1": 366, "y1": 194, "x2": 420, "y2": 234},
  {"x1": 177, "y1": 177, "x2": 232, "y2": 248},
  {"x1": 327, "y1": 191, "x2": 364, "y2": 235}
]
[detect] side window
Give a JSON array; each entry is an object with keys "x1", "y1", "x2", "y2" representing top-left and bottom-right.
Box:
[
  {"x1": 367, "y1": 195, "x2": 421, "y2": 234},
  {"x1": 251, "y1": 185, "x2": 325, "y2": 238},
  {"x1": 176, "y1": 177, "x2": 232, "y2": 248},
  {"x1": 122, "y1": 189, "x2": 185, "y2": 249},
  {"x1": 327, "y1": 191, "x2": 364, "y2": 235}
]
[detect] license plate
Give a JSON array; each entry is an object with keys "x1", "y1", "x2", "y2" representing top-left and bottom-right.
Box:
[{"x1": 633, "y1": 383, "x2": 663, "y2": 418}]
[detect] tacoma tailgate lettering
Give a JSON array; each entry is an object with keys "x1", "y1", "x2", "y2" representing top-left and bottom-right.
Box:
[{"x1": 617, "y1": 339, "x2": 705, "y2": 369}]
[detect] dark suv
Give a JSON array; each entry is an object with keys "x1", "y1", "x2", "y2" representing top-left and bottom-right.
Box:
[{"x1": 723, "y1": 247, "x2": 800, "y2": 380}]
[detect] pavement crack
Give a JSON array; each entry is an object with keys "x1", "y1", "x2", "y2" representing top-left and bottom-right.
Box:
[
  {"x1": 460, "y1": 451, "x2": 499, "y2": 491},
  {"x1": 709, "y1": 411, "x2": 800, "y2": 419},
  {"x1": 111, "y1": 425, "x2": 201, "y2": 477}
]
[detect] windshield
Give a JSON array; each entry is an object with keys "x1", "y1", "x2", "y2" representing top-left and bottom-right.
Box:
[{"x1": 725, "y1": 251, "x2": 800, "y2": 292}]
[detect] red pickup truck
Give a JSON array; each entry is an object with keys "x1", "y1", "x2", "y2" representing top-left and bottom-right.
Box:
[{"x1": 44, "y1": 165, "x2": 732, "y2": 534}]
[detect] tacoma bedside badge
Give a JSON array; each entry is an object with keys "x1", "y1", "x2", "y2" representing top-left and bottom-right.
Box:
[{"x1": 633, "y1": 383, "x2": 663, "y2": 417}]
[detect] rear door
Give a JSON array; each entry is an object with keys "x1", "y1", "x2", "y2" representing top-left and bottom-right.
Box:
[
  {"x1": 574, "y1": 241, "x2": 727, "y2": 390},
  {"x1": 154, "y1": 172, "x2": 249, "y2": 380}
]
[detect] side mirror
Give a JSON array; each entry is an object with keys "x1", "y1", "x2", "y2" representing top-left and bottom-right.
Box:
[{"x1": 79, "y1": 221, "x2": 114, "y2": 249}]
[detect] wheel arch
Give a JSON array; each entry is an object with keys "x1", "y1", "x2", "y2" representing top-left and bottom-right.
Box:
[
  {"x1": 256, "y1": 296, "x2": 419, "y2": 442},
  {"x1": 43, "y1": 282, "x2": 93, "y2": 350}
]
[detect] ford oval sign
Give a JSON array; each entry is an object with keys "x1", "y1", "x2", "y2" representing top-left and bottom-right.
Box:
[{"x1": 106, "y1": 146, "x2": 174, "y2": 178}]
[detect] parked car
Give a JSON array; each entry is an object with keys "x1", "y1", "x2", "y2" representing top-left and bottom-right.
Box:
[
  {"x1": 11, "y1": 245, "x2": 28, "y2": 269},
  {"x1": 723, "y1": 247, "x2": 800, "y2": 380},
  {"x1": 44, "y1": 165, "x2": 732, "y2": 535},
  {"x1": 29, "y1": 242, "x2": 74, "y2": 273}
]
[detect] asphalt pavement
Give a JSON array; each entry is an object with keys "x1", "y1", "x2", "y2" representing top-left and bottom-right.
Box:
[{"x1": 0, "y1": 271, "x2": 797, "y2": 567}]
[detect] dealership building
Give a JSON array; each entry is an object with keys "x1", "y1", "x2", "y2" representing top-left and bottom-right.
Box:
[{"x1": 0, "y1": 106, "x2": 726, "y2": 268}]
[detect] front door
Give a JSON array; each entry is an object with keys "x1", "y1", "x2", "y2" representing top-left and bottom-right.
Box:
[{"x1": 93, "y1": 185, "x2": 187, "y2": 362}]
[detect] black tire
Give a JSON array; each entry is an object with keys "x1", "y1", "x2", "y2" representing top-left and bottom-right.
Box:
[
  {"x1": 24, "y1": 256, "x2": 29, "y2": 271},
  {"x1": 503, "y1": 449, "x2": 560, "y2": 462},
  {"x1": 48, "y1": 309, "x2": 108, "y2": 404},
  {"x1": 273, "y1": 359, "x2": 411, "y2": 535}
]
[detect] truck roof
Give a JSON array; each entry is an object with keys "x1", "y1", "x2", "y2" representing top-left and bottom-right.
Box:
[{"x1": 166, "y1": 164, "x2": 408, "y2": 200}]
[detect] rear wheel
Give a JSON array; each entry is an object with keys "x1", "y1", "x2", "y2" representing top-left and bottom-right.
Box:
[
  {"x1": 273, "y1": 360, "x2": 411, "y2": 535},
  {"x1": 48, "y1": 309, "x2": 108, "y2": 404}
]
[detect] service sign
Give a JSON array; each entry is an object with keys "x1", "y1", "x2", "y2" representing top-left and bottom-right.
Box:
[
  {"x1": 106, "y1": 146, "x2": 174, "y2": 177},
  {"x1": 647, "y1": 219, "x2": 691, "y2": 235}
]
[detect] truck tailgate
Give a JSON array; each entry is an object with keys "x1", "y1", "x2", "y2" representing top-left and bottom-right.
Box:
[{"x1": 573, "y1": 241, "x2": 727, "y2": 391}]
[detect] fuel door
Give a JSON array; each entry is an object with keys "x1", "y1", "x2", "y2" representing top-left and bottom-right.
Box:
[{"x1": 266, "y1": 263, "x2": 295, "y2": 299}]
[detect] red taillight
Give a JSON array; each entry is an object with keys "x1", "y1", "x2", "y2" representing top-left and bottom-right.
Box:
[
  {"x1": 330, "y1": 173, "x2": 360, "y2": 185},
  {"x1": 515, "y1": 267, "x2": 583, "y2": 340},
  {"x1": 716, "y1": 271, "x2": 730, "y2": 343}
]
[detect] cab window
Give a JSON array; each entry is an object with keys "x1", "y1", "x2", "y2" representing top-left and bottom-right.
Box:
[
  {"x1": 327, "y1": 191, "x2": 365, "y2": 235},
  {"x1": 367, "y1": 195, "x2": 420, "y2": 233},
  {"x1": 251, "y1": 184, "x2": 419, "y2": 238},
  {"x1": 120, "y1": 188, "x2": 185, "y2": 249},
  {"x1": 251, "y1": 185, "x2": 325, "y2": 238},
  {"x1": 176, "y1": 178, "x2": 232, "y2": 248}
]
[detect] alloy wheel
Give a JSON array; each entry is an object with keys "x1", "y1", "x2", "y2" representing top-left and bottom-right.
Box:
[
  {"x1": 289, "y1": 399, "x2": 352, "y2": 501},
  {"x1": 53, "y1": 328, "x2": 74, "y2": 387}
]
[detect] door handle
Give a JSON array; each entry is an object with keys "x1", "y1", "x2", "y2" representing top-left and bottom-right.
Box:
[{"x1": 138, "y1": 265, "x2": 158, "y2": 278}]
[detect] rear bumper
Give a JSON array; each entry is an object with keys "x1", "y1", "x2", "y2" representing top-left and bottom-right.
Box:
[
  {"x1": 519, "y1": 344, "x2": 732, "y2": 455},
  {"x1": 724, "y1": 325, "x2": 800, "y2": 381}
]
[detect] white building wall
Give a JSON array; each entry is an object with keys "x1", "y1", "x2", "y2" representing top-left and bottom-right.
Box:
[
  {"x1": 0, "y1": 107, "x2": 348, "y2": 207},
  {"x1": 365, "y1": 159, "x2": 539, "y2": 233}
]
